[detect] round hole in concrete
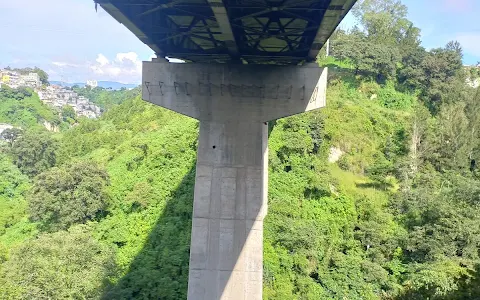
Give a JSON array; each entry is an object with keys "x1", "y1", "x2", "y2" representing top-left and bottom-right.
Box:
[{"x1": 213, "y1": 145, "x2": 216, "y2": 149}]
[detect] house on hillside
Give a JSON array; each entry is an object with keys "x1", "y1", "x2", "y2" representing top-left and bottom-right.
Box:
[
  {"x1": 22, "y1": 72, "x2": 41, "y2": 87},
  {"x1": 57, "y1": 90, "x2": 77, "y2": 101},
  {"x1": 1, "y1": 71, "x2": 20, "y2": 88}
]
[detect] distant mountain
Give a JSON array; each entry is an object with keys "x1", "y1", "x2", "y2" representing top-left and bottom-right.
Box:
[
  {"x1": 98, "y1": 81, "x2": 139, "y2": 90},
  {"x1": 49, "y1": 81, "x2": 84, "y2": 88},
  {"x1": 49, "y1": 81, "x2": 138, "y2": 90}
]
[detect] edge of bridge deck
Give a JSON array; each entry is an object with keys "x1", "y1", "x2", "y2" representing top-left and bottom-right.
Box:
[
  {"x1": 96, "y1": 0, "x2": 357, "y2": 64},
  {"x1": 308, "y1": 0, "x2": 357, "y2": 60}
]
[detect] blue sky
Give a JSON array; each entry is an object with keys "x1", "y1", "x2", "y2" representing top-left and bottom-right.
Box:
[{"x1": 0, "y1": 0, "x2": 478, "y2": 83}]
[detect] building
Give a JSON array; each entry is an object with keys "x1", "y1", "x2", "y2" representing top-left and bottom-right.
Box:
[
  {"x1": 37, "y1": 91, "x2": 47, "y2": 100},
  {"x1": 86, "y1": 80, "x2": 98, "y2": 88},
  {"x1": 0, "y1": 68, "x2": 102, "y2": 119},
  {"x1": 57, "y1": 90, "x2": 77, "y2": 101},
  {"x1": 1, "y1": 68, "x2": 102, "y2": 119},
  {"x1": 78, "y1": 110, "x2": 97, "y2": 119},
  {"x1": 0, "y1": 70, "x2": 41, "y2": 89},
  {"x1": 1, "y1": 72, "x2": 20, "y2": 88},
  {"x1": 1, "y1": 74, "x2": 10, "y2": 84},
  {"x1": 22, "y1": 72, "x2": 41, "y2": 87},
  {"x1": 7, "y1": 73, "x2": 20, "y2": 88}
]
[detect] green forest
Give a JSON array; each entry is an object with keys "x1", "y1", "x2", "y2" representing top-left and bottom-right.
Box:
[{"x1": 1, "y1": 0, "x2": 480, "y2": 299}]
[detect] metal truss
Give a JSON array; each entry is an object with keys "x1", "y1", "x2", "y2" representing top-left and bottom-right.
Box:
[{"x1": 97, "y1": 0, "x2": 356, "y2": 64}]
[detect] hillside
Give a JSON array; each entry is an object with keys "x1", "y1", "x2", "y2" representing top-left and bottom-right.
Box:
[
  {"x1": 72, "y1": 86, "x2": 141, "y2": 110},
  {"x1": 0, "y1": 86, "x2": 61, "y2": 129},
  {"x1": 1, "y1": 70, "x2": 480, "y2": 298}
]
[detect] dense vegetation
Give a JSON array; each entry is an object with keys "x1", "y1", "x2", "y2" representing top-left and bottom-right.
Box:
[
  {"x1": 72, "y1": 86, "x2": 141, "y2": 110},
  {"x1": 2, "y1": 0, "x2": 480, "y2": 299},
  {"x1": 0, "y1": 86, "x2": 60, "y2": 128}
]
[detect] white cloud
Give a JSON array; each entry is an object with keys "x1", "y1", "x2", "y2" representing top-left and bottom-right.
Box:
[
  {"x1": 116, "y1": 52, "x2": 138, "y2": 63},
  {"x1": 457, "y1": 33, "x2": 480, "y2": 58},
  {"x1": 0, "y1": 0, "x2": 154, "y2": 83},
  {"x1": 89, "y1": 52, "x2": 143, "y2": 83},
  {"x1": 45, "y1": 52, "x2": 151, "y2": 83},
  {"x1": 95, "y1": 54, "x2": 109, "y2": 66},
  {"x1": 52, "y1": 61, "x2": 79, "y2": 67}
]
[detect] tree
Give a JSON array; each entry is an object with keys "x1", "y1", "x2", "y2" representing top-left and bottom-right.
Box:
[
  {"x1": 0, "y1": 226, "x2": 115, "y2": 299},
  {"x1": 397, "y1": 46, "x2": 427, "y2": 91},
  {"x1": 33, "y1": 67, "x2": 49, "y2": 85},
  {"x1": 0, "y1": 154, "x2": 30, "y2": 235},
  {"x1": 407, "y1": 105, "x2": 435, "y2": 174},
  {"x1": 397, "y1": 41, "x2": 464, "y2": 112},
  {"x1": 446, "y1": 41, "x2": 463, "y2": 58},
  {"x1": 10, "y1": 130, "x2": 58, "y2": 177},
  {"x1": 418, "y1": 43, "x2": 464, "y2": 112},
  {"x1": 352, "y1": 0, "x2": 420, "y2": 50},
  {"x1": 331, "y1": 27, "x2": 366, "y2": 71},
  {"x1": 332, "y1": 28, "x2": 400, "y2": 81},
  {"x1": 61, "y1": 105, "x2": 76, "y2": 124},
  {"x1": 463, "y1": 88, "x2": 480, "y2": 166},
  {"x1": 331, "y1": 0, "x2": 420, "y2": 83},
  {"x1": 392, "y1": 171, "x2": 480, "y2": 299},
  {"x1": 0, "y1": 128, "x2": 22, "y2": 147},
  {"x1": 28, "y1": 161, "x2": 109, "y2": 230},
  {"x1": 0, "y1": 85, "x2": 32, "y2": 101},
  {"x1": 430, "y1": 101, "x2": 478, "y2": 171}
]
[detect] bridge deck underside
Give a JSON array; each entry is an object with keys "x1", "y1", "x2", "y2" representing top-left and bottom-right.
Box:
[{"x1": 98, "y1": 0, "x2": 355, "y2": 64}]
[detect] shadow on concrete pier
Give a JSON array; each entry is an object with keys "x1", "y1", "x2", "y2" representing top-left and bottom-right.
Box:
[{"x1": 101, "y1": 155, "x2": 266, "y2": 300}]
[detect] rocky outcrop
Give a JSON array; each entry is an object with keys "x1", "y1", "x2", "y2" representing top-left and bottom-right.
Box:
[
  {"x1": 43, "y1": 121, "x2": 59, "y2": 132},
  {"x1": 328, "y1": 146, "x2": 344, "y2": 163}
]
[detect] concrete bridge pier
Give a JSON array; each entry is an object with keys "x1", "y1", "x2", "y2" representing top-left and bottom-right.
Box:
[
  {"x1": 142, "y1": 60, "x2": 327, "y2": 300},
  {"x1": 189, "y1": 120, "x2": 268, "y2": 300}
]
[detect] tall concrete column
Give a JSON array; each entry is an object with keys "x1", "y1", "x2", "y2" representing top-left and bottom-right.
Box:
[
  {"x1": 188, "y1": 121, "x2": 268, "y2": 299},
  {"x1": 142, "y1": 61, "x2": 327, "y2": 300}
]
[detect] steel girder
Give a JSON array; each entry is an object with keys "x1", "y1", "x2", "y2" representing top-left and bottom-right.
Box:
[{"x1": 96, "y1": 0, "x2": 356, "y2": 64}]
